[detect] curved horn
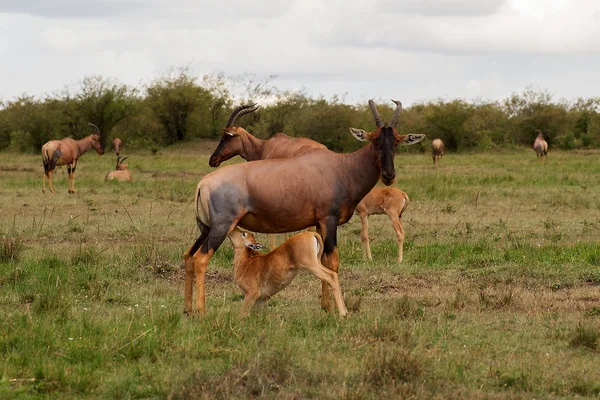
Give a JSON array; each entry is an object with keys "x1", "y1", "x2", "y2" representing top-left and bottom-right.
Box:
[
  {"x1": 225, "y1": 103, "x2": 259, "y2": 127},
  {"x1": 120, "y1": 156, "x2": 128, "y2": 163},
  {"x1": 88, "y1": 122, "x2": 100, "y2": 135},
  {"x1": 368, "y1": 99, "x2": 383, "y2": 128},
  {"x1": 390, "y1": 100, "x2": 403, "y2": 128}
]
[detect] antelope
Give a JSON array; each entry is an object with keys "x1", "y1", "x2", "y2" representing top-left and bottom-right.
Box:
[
  {"x1": 184, "y1": 100, "x2": 425, "y2": 315},
  {"x1": 432, "y1": 138, "x2": 444, "y2": 165},
  {"x1": 228, "y1": 228, "x2": 348, "y2": 317},
  {"x1": 41, "y1": 123, "x2": 105, "y2": 194},
  {"x1": 355, "y1": 187, "x2": 409, "y2": 263},
  {"x1": 209, "y1": 103, "x2": 327, "y2": 250},
  {"x1": 113, "y1": 138, "x2": 123, "y2": 156},
  {"x1": 105, "y1": 156, "x2": 132, "y2": 182},
  {"x1": 533, "y1": 130, "x2": 548, "y2": 162}
]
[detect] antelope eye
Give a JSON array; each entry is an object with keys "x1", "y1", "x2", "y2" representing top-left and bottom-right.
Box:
[{"x1": 242, "y1": 232, "x2": 246, "y2": 237}]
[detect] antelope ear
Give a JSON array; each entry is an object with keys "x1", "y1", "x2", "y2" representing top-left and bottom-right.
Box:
[
  {"x1": 399, "y1": 133, "x2": 426, "y2": 145},
  {"x1": 246, "y1": 243, "x2": 264, "y2": 251},
  {"x1": 223, "y1": 129, "x2": 238, "y2": 137},
  {"x1": 349, "y1": 128, "x2": 370, "y2": 142}
]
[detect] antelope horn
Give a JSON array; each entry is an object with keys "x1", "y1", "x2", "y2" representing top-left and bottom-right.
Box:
[
  {"x1": 368, "y1": 99, "x2": 383, "y2": 128},
  {"x1": 88, "y1": 122, "x2": 100, "y2": 135},
  {"x1": 120, "y1": 156, "x2": 128, "y2": 163},
  {"x1": 390, "y1": 99, "x2": 403, "y2": 128},
  {"x1": 225, "y1": 103, "x2": 259, "y2": 127}
]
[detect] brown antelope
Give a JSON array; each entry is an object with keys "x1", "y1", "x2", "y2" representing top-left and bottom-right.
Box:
[
  {"x1": 113, "y1": 138, "x2": 123, "y2": 156},
  {"x1": 533, "y1": 130, "x2": 548, "y2": 162},
  {"x1": 105, "y1": 156, "x2": 132, "y2": 182},
  {"x1": 42, "y1": 123, "x2": 105, "y2": 194},
  {"x1": 209, "y1": 103, "x2": 327, "y2": 250},
  {"x1": 228, "y1": 228, "x2": 348, "y2": 317},
  {"x1": 184, "y1": 99, "x2": 425, "y2": 315},
  {"x1": 432, "y1": 138, "x2": 444, "y2": 165},
  {"x1": 355, "y1": 187, "x2": 409, "y2": 263}
]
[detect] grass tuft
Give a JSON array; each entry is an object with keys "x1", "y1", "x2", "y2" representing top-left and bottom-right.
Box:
[
  {"x1": 569, "y1": 323, "x2": 600, "y2": 351},
  {"x1": 0, "y1": 235, "x2": 25, "y2": 263}
]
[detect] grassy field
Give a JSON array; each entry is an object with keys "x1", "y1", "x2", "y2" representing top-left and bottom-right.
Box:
[{"x1": 1, "y1": 143, "x2": 600, "y2": 399}]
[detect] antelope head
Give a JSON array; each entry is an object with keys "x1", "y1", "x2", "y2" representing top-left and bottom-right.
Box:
[
  {"x1": 113, "y1": 138, "x2": 122, "y2": 156},
  {"x1": 228, "y1": 228, "x2": 265, "y2": 251},
  {"x1": 349, "y1": 100, "x2": 425, "y2": 185},
  {"x1": 209, "y1": 104, "x2": 260, "y2": 167},
  {"x1": 88, "y1": 122, "x2": 105, "y2": 155},
  {"x1": 116, "y1": 156, "x2": 128, "y2": 170},
  {"x1": 535, "y1": 129, "x2": 545, "y2": 140}
]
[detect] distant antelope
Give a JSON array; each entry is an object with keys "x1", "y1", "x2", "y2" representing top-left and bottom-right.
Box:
[
  {"x1": 209, "y1": 103, "x2": 327, "y2": 250},
  {"x1": 113, "y1": 138, "x2": 123, "y2": 156},
  {"x1": 533, "y1": 130, "x2": 548, "y2": 162},
  {"x1": 228, "y1": 228, "x2": 348, "y2": 317},
  {"x1": 432, "y1": 138, "x2": 444, "y2": 165},
  {"x1": 355, "y1": 187, "x2": 409, "y2": 263},
  {"x1": 42, "y1": 123, "x2": 105, "y2": 194},
  {"x1": 105, "y1": 156, "x2": 132, "y2": 182},
  {"x1": 184, "y1": 99, "x2": 425, "y2": 315}
]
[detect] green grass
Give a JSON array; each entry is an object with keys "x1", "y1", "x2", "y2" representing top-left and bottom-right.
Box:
[{"x1": 1, "y1": 144, "x2": 600, "y2": 398}]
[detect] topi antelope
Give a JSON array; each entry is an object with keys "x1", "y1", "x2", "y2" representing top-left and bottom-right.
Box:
[
  {"x1": 184, "y1": 99, "x2": 425, "y2": 315},
  {"x1": 432, "y1": 138, "x2": 444, "y2": 165},
  {"x1": 228, "y1": 228, "x2": 348, "y2": 317},
  {"x1": 105, "y1": 156, "x2": 132, "y2": 182},
  {"x1": 355, "y1": 187, "x2": 409, "y2": 263},
  {"x1": 42, "y1": 122, "x2": 105, "y2": 194},
  {"x1": 113, "y1": 138, "x2": 123, "y2": 156},
  {"x1": 533, "y1": 130, "x2": 548, "y2": 162},
  {"x1": 209, "y1": 103, "x2": 327, "y2": 249}
]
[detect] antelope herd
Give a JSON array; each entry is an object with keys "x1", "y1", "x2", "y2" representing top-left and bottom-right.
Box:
[{"x1": 38, "y1": 103, "x2": 550, "y2": 317}]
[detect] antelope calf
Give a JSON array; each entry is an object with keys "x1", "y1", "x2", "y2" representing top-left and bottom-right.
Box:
[
  {"x1": 228, "y1": 228, "x2": 348, "y2": 317},
  {"x1": 355, "y1": 187, "x2": 409, "y2": 263},
  {"x1": 42, "y1": 122, "x2": 105, "y2": 194},
  {"x1": 113, "y1": 138, "x2": 123, "y2": 156},
  {"x1": 533, "y1": 130, "x2": 548, "y2": 162},
  {"x1": 432, "y1": 138, "x2": 444, "y2": 165},
  {"x1": 105, "y1": 156, "x2": 132, "y2": 182}
]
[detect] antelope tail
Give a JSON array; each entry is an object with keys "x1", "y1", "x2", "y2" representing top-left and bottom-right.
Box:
[{"x1": 42, "y1": 147, "x2": 62, "y2": 173}]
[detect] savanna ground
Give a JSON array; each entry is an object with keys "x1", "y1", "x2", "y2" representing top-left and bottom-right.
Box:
[{"x1": 1, "y1": 143, "x2": 600, "y2": 399}]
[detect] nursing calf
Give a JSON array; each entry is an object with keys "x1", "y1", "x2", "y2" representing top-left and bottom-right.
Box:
[{"x1": 228, "y1": 228, "x2": 348, "y2": 317}]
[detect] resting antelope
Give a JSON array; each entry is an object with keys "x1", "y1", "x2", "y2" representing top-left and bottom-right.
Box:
[
  {"x1": 209, "y1": 103, "x2": 327, "y2": 249},
  {"x1": 533, "y1": 130, "x2": 548, "y2": 162},
  {"x1": 42, "y1": 123, "x2": 105, "y2": 194},
  {"x1": 184, "y1": 99, "x2": 425, "y2": 315},
  {"x1": 228, "y1": 228, "x2": 348, "y2": 317},
  {"x1": 355, "y1": 187, "x2": 409, "y2": 263},
  {"x1": 105, "y1": 156, "x2": 132, "y2": 182},
  {"x1": 113, "y1": 138, "x2": 123, "y2": 156},
  {"x1": 432, "y1": 138, "x2": 444, "y2": 165}
]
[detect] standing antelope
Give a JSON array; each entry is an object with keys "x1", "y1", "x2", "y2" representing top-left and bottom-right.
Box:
[
  {"x1": 184, "y1": 99, "x2": 425, "y2": 315},
  {"x1": 533, "y1": 130, "x2": 548, "y2": 162},
  {"x1": 432, "y1": 138, "x2": 444, "y2": 165},
  {"x1": 105, "y1": 156, "x2": 132, "y2": 182},
  {"x1": 42, "y1": 123, "x2": 105, "y2": 194},
  {"x1": 355, "y1": 187, "x2": 409, "y2": 263},
  {"x1": 113, "y1": 138, "x2": 123, "y2": 156},
  {"x1": 228, "y1": 228, "x2": 348, "y2": 317},
  {"x1": 209, "y1": 103, "x2": 327, "y2": 250}
]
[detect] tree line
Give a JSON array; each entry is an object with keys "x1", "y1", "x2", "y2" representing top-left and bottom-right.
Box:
[{"x1": 1, "y1": 68, "x2": 599, "y2": 153}]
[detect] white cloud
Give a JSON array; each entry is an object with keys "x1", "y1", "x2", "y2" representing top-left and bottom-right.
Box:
[{"x1": 0, "y1": 0, "x2": 599, "y2": 106}]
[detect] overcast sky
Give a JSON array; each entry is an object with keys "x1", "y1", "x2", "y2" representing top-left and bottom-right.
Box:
[{"x1": 1, "y1": 0, "x2": 599, "y2": 106}]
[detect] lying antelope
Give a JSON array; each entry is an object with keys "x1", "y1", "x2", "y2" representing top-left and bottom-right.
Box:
[
  {"x1": 209, "y1": 103, "x2": 327, "y2": 249},
  {"x1": 184, "y1": 99, "x2": 425, "y2": 315},
  {"x1": 42, "y1": 123, "x2": 105, "y2": 194},
  {"x1": 533, "y1": 130, "x2": 548, "y2": 162},
  {"x1": 432, "y1": 138, "x2": 444, "y2": 165},
  {"x1": 113, "y1": 138, "x2": 123, "y2": 156},
  {"x1": 105, "y1": 156, "x2": 132, "y2": 182},
  {"x1": 355, "y1": 187, "x2": 409, "y2": 263},
  {"x1": 228, "y1": 228, "x2": 348, "y2": 317}
]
